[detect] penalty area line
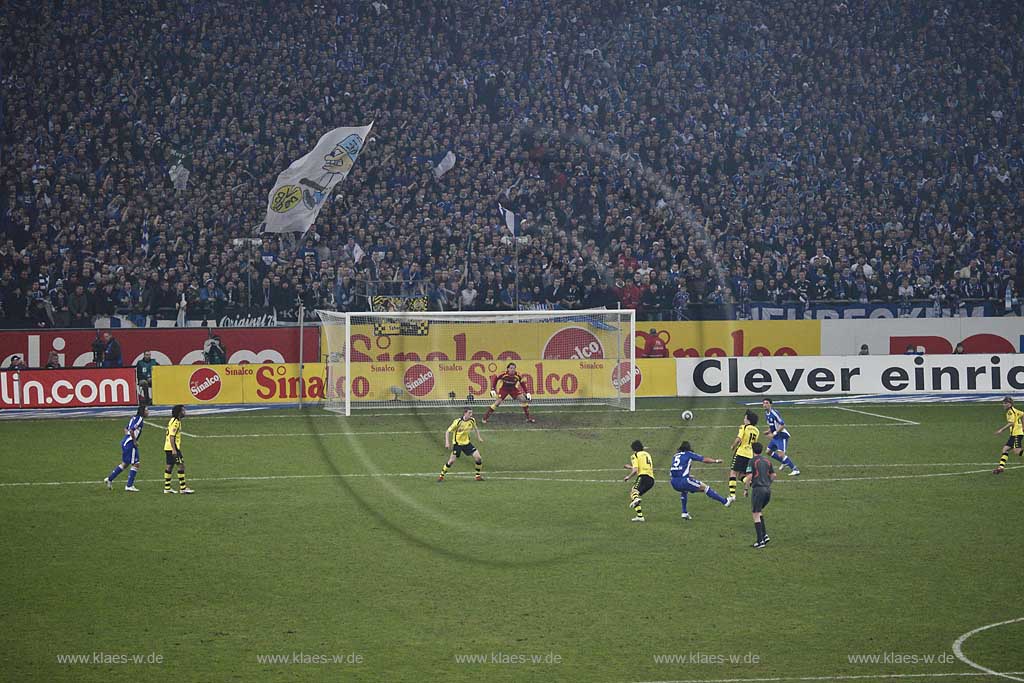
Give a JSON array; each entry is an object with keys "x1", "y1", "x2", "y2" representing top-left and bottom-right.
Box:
[
  {"x1": 833, "y1": 406, "x2": 920, "y2": 425},
  {"x1": 144, "y1": 420, "x2": 198, "y2": 437},
  {"x1": 3, "y1": 464, "x2": 1019, "y2": 489},
  {"x1": 184, "y1": 422, "x2": 912, "y2": 439},
  {"x1": 486, "y1": 465, "x2": 1024, "y2": 485}
]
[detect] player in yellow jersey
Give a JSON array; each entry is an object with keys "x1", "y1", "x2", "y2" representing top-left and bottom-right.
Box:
[
  {"x1": 727, "y1": 410, "x2": 760, "y2": 502},
  {"x1": 439, "y1": 408, "x2": 484, "y2": 481},
  {"x1": 623, "y1": 440, "x2": 655, "y2": 522},
  {"x1": 993, "y1": 396, "x2": 1024, "y2": 474},
  {"x1": 164, "y1": 404, "x2": 193, "y2": 494}
]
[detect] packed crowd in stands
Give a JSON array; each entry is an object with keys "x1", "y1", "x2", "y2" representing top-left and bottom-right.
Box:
[{"x1": 1, "y1": 0, "x2": 1023, "y2": 328}]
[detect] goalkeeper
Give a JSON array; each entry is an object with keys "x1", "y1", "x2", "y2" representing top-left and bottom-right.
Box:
[{"x1": 482, "y1": 362, "x2": 536, "y2": 424}]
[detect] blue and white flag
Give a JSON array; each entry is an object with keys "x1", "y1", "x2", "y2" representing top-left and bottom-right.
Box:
[
  {"x1": 263, "y1": 124, "x2": 373, "y2": 234},
  {"x1": 497, "y1": 202, "x2": 519, "y2": 236}
]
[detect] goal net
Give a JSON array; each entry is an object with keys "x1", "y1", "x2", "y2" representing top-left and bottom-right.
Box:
[{"x1": 317, "y1": 309, "x2": 636, "y2": 415}]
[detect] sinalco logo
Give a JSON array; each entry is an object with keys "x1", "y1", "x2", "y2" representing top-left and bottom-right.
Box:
[
  {"x1": 189, "y1": 367, "x2": 222, "y2": 401},
  {"x1": 611, "y1": 361, "x2": 641, "y2": 394},
  {"x1": 542, "y1": 327, "x2": 606, "y2": 360},
  {"x1": 403, "y1": 364, "x2": 435, "y2": 397}
]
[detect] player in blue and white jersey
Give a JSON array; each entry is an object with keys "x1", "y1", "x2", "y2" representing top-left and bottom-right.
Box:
[
  {"x1": 669, "y1": 441, "x2": 732, "y2": 519},
  {"x1": 104, "y1": 405, "x2": 149, "y2": 492},
  {"x1": 762, "y1": 399, "x2": 800, "y2": 476}
]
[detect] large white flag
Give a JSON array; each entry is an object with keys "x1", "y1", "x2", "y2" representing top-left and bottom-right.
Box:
[{"x1": 262, "y1": 124, "x2": 373, "y2": 234}]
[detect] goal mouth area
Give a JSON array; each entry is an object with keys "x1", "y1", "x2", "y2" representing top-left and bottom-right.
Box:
[
  {"x1": 316, "y1": 308, "x2": 637, "y2": 415},
  {"x1": 318, "y1": 397, "x2": 627, "y2": 411}
]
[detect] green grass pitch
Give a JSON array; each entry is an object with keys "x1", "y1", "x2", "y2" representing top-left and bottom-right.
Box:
[{"x1": 1, "y1": 398, "x2": 1022, "y2": 682}]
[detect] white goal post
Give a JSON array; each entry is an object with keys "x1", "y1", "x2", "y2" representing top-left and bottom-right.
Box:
[{"x1": 317, "y1": 309, "x2": 637, "y2": 415}]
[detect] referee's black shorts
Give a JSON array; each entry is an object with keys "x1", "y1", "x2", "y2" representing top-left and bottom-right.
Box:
[
  {"x1": 634, "y1": 474, "x2": 654, "y2": 496},
  {"x1": 751, "y1": 487, "x2": 771, "y2": 513}
]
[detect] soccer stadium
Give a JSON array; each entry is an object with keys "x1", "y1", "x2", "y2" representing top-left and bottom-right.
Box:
[{"x1": 1, "y1": 0, "x2": 1023, "y2": 681}]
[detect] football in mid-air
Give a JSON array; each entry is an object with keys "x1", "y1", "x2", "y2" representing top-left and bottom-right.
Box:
[{"x1": 681, "y1": 410, "x2": 694, "y2": 421}]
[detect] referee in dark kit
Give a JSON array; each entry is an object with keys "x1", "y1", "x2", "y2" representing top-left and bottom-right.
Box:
[{"x1": 743, "y1": 442, "x2": 776, "y2": 549}]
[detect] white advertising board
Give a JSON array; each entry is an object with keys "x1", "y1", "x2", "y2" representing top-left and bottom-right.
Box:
[
  {"x1": 819, "y1": 318, "x2": 1024, "y2": 356},
  {"x1": 676, "y1": 353, "x2": 1024, "y2": 397}
]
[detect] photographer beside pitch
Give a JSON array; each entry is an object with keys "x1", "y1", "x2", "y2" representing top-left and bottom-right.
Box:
[{"x1": 743, "y1": 443, "x2": 776, "y2": 549}]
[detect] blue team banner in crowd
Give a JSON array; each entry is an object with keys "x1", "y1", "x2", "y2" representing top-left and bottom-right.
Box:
[
  {"x1": 749, "y1": 302, "x2": 995, "y2": 320},
  {"x1": 262, "y1": 124, "x2": 373, "y2": 235}
]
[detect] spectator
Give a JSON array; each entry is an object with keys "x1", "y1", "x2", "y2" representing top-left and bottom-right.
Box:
[
  {"x1": 640, "y1": 282, "x2": 661, "y2": 321},
  {"x1": 68, "y1": 285, "x2": 91, "y2": 328},
  {"x1": 672, "y1": 287, "x2": 690, "y2": 321},
  {"x1": 619, "y1": 277, "x2": 643, "y2": 312},
  {"x1": 101, "y1": 332, "x2": 123, "y2": 368},
  {"x1": 1, "y1": 0, "x2": 1022, "y2": 324},
  {"x1": 45, "y1": 351, "x2": 62, "y2": 369},
  {"x1": 199, "y1": 279, "x2": 226, "y2": 321},
  {"x1": 460, "y1": 281, "x2": 478, "y2": 311}
]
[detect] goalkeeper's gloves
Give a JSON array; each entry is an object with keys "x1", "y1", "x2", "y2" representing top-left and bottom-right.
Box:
[
  {"x1": 525, "y1": 392, "x2": 532, "y2": 401},
  {"x1": 490, "y1": 389, "x2": 497, "y2": 398}
]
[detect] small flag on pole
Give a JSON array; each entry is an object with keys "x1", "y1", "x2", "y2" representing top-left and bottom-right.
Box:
[
  {"x1": 433, "y1": 150, "x2": 456, "y2": 179},
  {"x1": 497, "y1": 203, "x2": 519, "y2": 236}
]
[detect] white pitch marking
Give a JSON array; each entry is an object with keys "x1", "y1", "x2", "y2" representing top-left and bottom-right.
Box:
[
  {"x1": 833, "y1": 406, "x2": 921, "y2": 425},
  {"x1": 634, "y1": 670, "x2": 1024, "y2": 683},
  {"x1": 143, "y1": 420, "x2": 197, "y2": 437},
  {"x1": 486, "y1": 464, "x2": 1024, "y2": 485},
  {"x1": 1, "y1": 399, "x2": 996, "y2": 423},
  {"x1": 759, "y1": 465, "x2": 1023, "y2": 484},
  {"x1": 184, "y1": 422, "x2": 911, "y2": 439},
  {"x1": 952, "y1": 617, "x2": 1024, "y2": 682},
  {"x1": 3, "y1": 465, "x2": 1020, "y2": 489}
]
